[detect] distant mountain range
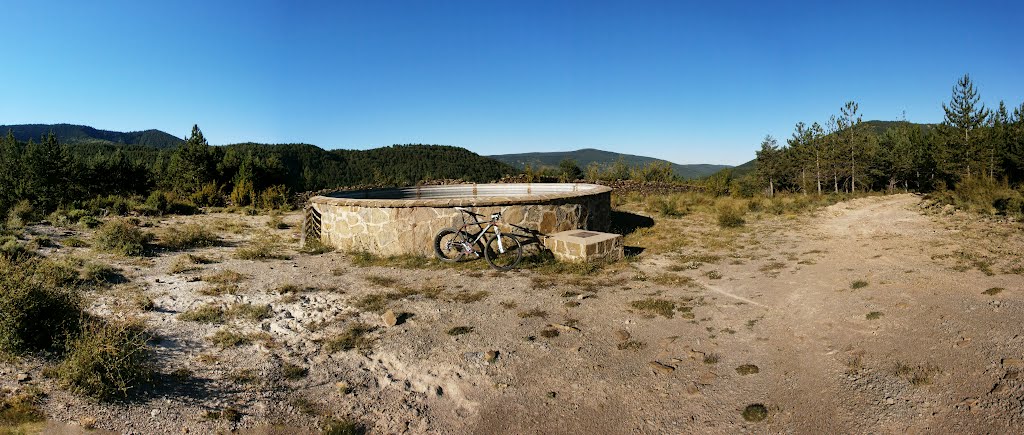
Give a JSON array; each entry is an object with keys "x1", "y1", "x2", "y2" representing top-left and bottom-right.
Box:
[
  {"x1": 488, "y1": 148, "x2": 731, "y2": 180},
  {"x1": 0, "y1": 123, "x2": 183, "y2": 149}
]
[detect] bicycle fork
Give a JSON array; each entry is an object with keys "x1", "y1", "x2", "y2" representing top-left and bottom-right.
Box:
[{"x1": 494, "y1": 229, "x2": 506, "y2": 254}]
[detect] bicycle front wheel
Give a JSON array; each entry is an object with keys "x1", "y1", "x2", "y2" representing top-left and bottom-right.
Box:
[{"x1": 484, "y1": 234, "x2": 522, "y2": 271}]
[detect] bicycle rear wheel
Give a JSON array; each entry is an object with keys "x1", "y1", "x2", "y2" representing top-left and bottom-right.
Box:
[
  {"x1": 484, "y1": 234, "x2": 522, "y2": 271},
  {"x1": 434, "y1": 227, "x2": 478, "y2": 263}
]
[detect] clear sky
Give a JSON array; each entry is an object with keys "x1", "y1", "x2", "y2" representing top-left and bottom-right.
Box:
[{"x1": 1, "y1": 0, "x2": 1022, "y2": 165}]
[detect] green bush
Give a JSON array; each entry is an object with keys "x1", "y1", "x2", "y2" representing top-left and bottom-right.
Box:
[
  {"x1": 82, "y1": 195, "x2": 139, "y2": 217},
  {"x1": 190, "y1": 182, "x2": 224, "y2": 208},
  {"x1": 258, "y1": 185, "x2": 290, "y2": 210},
  {"x1": 0, "y1": 237, "x2": 32, "y2": 261},
  {"x1": 716, "y1": 203, "x2": 746, "y2": 228},
  {"x1": 93, "y1": 219, "x2": 153, "y2": 256},
  {"x1": 57, "y1": 319, "x2": 151, "y2": 400},
  {"x1": 5, "y1": 200, "x2": 34, "y2": 229},
  {"x1": 141, "y1": 191, "x2": 200, "y2": 216},
  {"x1": 230, "y1": 180, "x2": 255, "y2": 207},
  {"x1": 993, "y1": 190, "x2": 1024, "y2": 216},
  {"x1": 158, "y1": 224, "x2": 219, "y2": 251},
  {"x1": 0, "y1": 257, "x2": 83, "y2": 354},
  {"x1": 78, "y1": 215, "x2": 102, "y2": 228}
]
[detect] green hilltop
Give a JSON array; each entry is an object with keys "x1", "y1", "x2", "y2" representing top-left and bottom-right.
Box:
[{"x1": 489, "y1": 148, "x2": 730, "y2": 180}]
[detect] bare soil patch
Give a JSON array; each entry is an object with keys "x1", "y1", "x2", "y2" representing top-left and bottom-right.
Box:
[{"x1": 4, "y1": 194, "x2": 1024, "y2": 433}]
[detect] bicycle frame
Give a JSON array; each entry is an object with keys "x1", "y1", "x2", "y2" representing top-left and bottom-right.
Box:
[{"x1": 457, "y1": 212, "x2": 508, "y2": 254}]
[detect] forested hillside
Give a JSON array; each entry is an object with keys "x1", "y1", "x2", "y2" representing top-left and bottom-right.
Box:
[
  {"x1": 0, "y1": 124, "x2": 183, "y2": 149},
  {"x1": 491, "y1": 148, "x2": 729, "y2": 179},
  {"x1": 0, "y1": 126, "x2": 515, "y2": 219}
]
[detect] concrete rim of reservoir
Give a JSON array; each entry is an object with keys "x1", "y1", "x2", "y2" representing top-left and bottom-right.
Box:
[{"x1": 309, "y1": 183, "x2": 613, "y2": 208}]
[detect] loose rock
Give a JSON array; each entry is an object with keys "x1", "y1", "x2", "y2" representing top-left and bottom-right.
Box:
[
  {"x1": 649, "y1": 361, "x2": 675, "y2": 374},
  {"x1": 382, "y1": 309, "x2": 399, "y2": 327}
]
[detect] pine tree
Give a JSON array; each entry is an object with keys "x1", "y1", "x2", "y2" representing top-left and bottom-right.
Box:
[
  {"x1": 0, "y1": 131, "x2": 21, "y2": 217},
  {"x1": 1007, "y1": 102, "x2": 1024, "y2": 182},
  {"x1": 989, "y1": 101, "x2": 1010, "y2": 180},
  {"x1": 941, "y1": 74, "x2": 991, "y2": 180},
  {"x1": 165, "y1": 125, "x2": 219, "y2": 194},
  {"x1": 22, "y1": 133, "x2": 76, "y2": 213},
  {"x1": 755, "y1": 135, "x2": 782, "y2": 197},
  {"x1": 838, "y1": 101, "x2": 863, "y2": 192}
]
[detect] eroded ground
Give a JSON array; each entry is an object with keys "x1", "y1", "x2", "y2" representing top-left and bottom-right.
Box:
[{"x1": 4, "y1": 194, "x2": 1024, "y2": 434}]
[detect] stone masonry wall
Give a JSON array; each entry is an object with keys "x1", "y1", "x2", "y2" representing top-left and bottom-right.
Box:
[{"x1": 313, "y1": 191, "x2": 610, "y2": 257}]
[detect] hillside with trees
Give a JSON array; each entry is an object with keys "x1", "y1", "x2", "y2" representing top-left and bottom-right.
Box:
[
  {"x1": 0, "y1": 126, "x2": 515, "y2": 219},
  {"x1": 712, "y1": 74, "x2": 1024, "y2": 214},
  {"x1": 0, "y1": 124, "x2": 184, "y2": 149},
  {"x1": 490, "y1": 148, "x2": 729, "y2": 179}
]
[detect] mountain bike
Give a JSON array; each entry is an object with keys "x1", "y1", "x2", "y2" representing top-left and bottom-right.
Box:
[{"x1": 433, "y1": 207, "x2": 523, "y2": 271}]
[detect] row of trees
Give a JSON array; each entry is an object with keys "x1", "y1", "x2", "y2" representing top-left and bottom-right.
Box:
[
  {"x1": 754, "y1": 74, "x2": 1024, "y2": 196},
  {"x1": 1, "y1": 125, "x2": 518, "y2": 219}
]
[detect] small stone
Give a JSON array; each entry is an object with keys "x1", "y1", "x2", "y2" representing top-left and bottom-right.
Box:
[
  {"x1": 484, "y1": 350, "x2": 499, "y2": 363},
  {"x1": 151, "y1": 408, "x2": 161, "y2": 417},
  {"x1": 1001, "y1": 358, "x2": 1024, "y2": 368},
  {"x1": 885, "y1": 397, "x2": 895, "y2": 405},
  {"x1": 16, "y1": 373, "x2": 30, "y2": 383},
  {"x1": 685, "y1": 383, "x2": 700, "y2": 396},
  {"x1": 698, "y1": 371, "x2": 717, "y2": 385},
  {"x1": 649, "y1": 361, "x2": 675, "y2": 374},
  {"x1": 615, "y1": 330, "x2": 631, "y2": 341},
  {"x1": 382, "y1": 310, "x2": 398, "y2": 327}
]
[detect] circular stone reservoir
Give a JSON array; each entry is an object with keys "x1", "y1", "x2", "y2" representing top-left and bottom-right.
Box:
[{"x1": 307, "y1": 183, "x2": 612, "y2": 256}]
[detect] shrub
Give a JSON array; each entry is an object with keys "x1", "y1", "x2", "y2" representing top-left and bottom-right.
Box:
[
  {"x1": 158, "y1": 224, "x2": 218, "y2": 251},
  {"x1": 301, "y1": 238, "x2": 334, "y2": 255},
  {"x1": 230, "y1": 180, "x2": 255, "y2": 207},
  {"x1": 258, "y1": 185, "x2": 290, "y2": 210},
  {"x1": 716, "y1": 203, "x2": 746, "y2": 228},
  {"x1": 0, "y1": 388, "x2": 46, "y2": 427},
  {"x1": 93, "y1": 219, "x2": 153, "y2": 256},
  {"x1": 0, "y1": 257, "x2": 83, "y2": 354},
  {"x1": 144, "y1": 190, "x2": 170, "y2": 215},
  {"x1": 648, "y1": 196, "x2": 685, "y2": 217},
  {"x1": 0, "y1": 237, "x2": 32, "y2": 261},
  {"x1": 82, "y1": 195, "x2": 138, "y2": 217},
  {"x1": 236, "y1": 233, "x2": 289, "y2": 260},
  {"x1": 80, "y1": 262, "x2": 126, "y2": 285},
  {"x1": 323, "y1": 418, "x2": 363, "y2": 435},
  {"x1": 5, "y1": 200, "x2": 34, "y2": 229},
  {"x1": 57, "y1": 319, "x2": 151, "y2": 400},
  {"x1": 178, "y1": 305, "x2": 226, "y2": 324},
  {"x1": 190, "y1": 182, "x2": 224, "y2": 208},
  {"x1": 324, "y1": 323, "x2": 376, "y2": 352},
  {"x1": 78, "y1": 215, "x2": 102, "y2": 228}
]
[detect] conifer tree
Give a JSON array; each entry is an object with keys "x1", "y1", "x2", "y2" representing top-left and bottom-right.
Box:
[
  {"x1": 755, "y1": 135, "x2": 782, "y2": 197},
  {"x1": 941, "y1": 74, "x2": 991, "y2": 179}
]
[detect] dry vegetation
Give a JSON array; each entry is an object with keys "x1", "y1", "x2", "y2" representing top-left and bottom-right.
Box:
[{"x1": 2, "y1": 192, "x2": 1024, "y2": 433}]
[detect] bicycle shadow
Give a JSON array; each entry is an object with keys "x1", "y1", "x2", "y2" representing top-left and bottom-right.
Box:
[
  {"x1": 507, "y1": 223, "x2": 546, "y2": 254},
  {"x1": 506, "y1": 210, "x2": 654, "y2": 257}
]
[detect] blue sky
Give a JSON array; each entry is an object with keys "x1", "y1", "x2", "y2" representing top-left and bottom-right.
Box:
[{"x1": 1, "y1": 1, "x2": 1022, "y2": 165}]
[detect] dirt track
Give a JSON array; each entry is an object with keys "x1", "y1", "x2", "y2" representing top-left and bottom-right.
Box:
[{"x1": 10, "y1": 194, "x2": 1024, "y2": 434}]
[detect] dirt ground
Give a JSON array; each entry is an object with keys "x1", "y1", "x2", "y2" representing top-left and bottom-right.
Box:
[{"x1": 5, "y1": 193, "x2": 1024, "y2": 434}]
